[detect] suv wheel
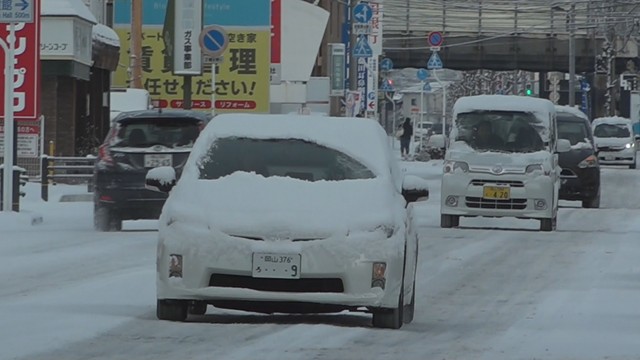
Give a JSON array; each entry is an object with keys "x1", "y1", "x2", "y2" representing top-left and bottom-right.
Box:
[
  {"x1": 582, "y1": 194, "x2": 600, "y2": 209},
  {"x1": 540, "y1": 216, "x2": 557, "y2": 231},
  {"x1": 157, "y1": 299, "x2": 188, "y2": 321},
  {"x1": 441, "y1": 214, "x2": 458, "y2": 228}
]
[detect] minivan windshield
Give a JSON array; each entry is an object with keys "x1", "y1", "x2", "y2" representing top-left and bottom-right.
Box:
[
  {"x1": 558, "y1": 119, "x2": 590, "y2": 145},
  {"x1": 593, "y1": 123, "x2": 630, "y2": 138},
  {"x1": 197, "y1": 137, "x2": 376, "y2": 181},
  {"x1": 454, "y1": 111, "x2": 545, "y2": 153}
]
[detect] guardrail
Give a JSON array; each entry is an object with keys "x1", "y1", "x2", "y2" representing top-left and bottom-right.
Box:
[{"x1": 41, "y1": 156, "x2": 96, "y2": 201}]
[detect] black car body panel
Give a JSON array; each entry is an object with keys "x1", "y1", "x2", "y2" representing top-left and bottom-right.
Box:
[
  {"x1": 556, "y1": 113, "x2": 601, "y2": 204},
  {"x1": 93, "y1": 110, "x2": 211, "y2": 228}
]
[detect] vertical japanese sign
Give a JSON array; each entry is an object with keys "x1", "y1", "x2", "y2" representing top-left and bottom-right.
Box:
[
  {"x1": 270, "y1": 0, "x2": 281, "y2": 84},
  {"x1": 329, "y1": 43, "x2": 345, "y2": 96},
  {"x1": 0, "y1": 7, "x2": 41, "y2": 122},
  {"x1": 113, "y1": 0, "x2": 270, "y2": 113},
  {"x1": 174, "y1": 0, "x2": 202, "y2": 75},
  {"x1": 366, "y1": 2, "x2": 382, "y2": 116}
]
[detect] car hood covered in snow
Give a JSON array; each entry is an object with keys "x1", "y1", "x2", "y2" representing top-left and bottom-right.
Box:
[
  {"x1": 160, "y1": 172, "x2": 403, "y2": 238},
  {"x1": 447, "y1": 141, "x2": 551, "y2": 169}
]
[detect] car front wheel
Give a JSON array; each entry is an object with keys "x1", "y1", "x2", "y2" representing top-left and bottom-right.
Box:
[
  {"x1": 157, "y1": 299, "x2": 188, "y2": 321},
  {"x1": 372, "y1": 282, "x2": 404, "y2": 329},
  {"x1": 441, "y1": 214, "x2": 459, "y2": 228}
]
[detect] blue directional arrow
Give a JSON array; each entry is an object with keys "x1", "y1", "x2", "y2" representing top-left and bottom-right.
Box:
[{"x1": 16, "y1": 0, "x2": 29, "y2": 11}]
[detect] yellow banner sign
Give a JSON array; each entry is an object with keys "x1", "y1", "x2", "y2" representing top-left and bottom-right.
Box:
[{"x1": 113, "y1": 26, "x2": 270, "y2": 113}]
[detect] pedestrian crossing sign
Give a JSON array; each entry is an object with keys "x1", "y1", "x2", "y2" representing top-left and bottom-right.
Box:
[
  {"x1": 427, "y1": 51, "x2": 443, "y2": 70},
  {"x1": 353, "y1": 36, "x2": 373, "y2": 58}
]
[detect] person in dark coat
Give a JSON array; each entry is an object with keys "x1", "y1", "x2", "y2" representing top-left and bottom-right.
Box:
[
  {"x1": 473, "y1": 120, "x2": 503, "y2": 150},
  {"x1": 400, "y1": 118, "x2": 414, "y2": 158}
]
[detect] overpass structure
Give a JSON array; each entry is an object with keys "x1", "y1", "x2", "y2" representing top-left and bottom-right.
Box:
[{"x1": 382, "y1": 0, "x2": 639, "y2": 73}]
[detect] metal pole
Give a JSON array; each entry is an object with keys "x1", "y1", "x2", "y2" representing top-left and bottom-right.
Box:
[
  {"x1": 130, "y1": 0, "x2": 143, "y2": 88},
  {"x1": 348, "y1": 0, "x2": 358, "y2": 94},
  {"x1": 211, "y1": 63, "x2": 217, "y2": 116},
  {"x1": 2, "y1": 23, "x2": 16, "y2": 212},
  {"x1": 569, "y1": 2, "x2": 576, "y2": 106},
  {"x1": 183, "y1": 76, "x2": 192, "y2": 109}
]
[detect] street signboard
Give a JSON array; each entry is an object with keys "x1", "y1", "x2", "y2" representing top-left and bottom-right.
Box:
[
  {"x1": 380, "y1": 58, "x2": 393, "y2": 71},
  {"x1": 417, "y1": 68, "x2": 429, "y2": 81},
  {"x1": 423, "y1": 82, "x2": 432, "y2": 92},
  {"x1": 581, "y1": 80, "x2": 591, "y2": 92},
  {"x1": 427, "y1": 51, "x2": 443, "y2": 70},
  {"x1": 353, "y1": 36, "x2": 373, "y2": 58},
  {"x1": 353, "y1": 2, "x2": 373, "y2": 23},
  {"x1": 428, "y1": 31, "x2": 444, "y2": 47},
  {"x1": 174, "y1": 0, "x2": 203, "y2": 75},
  {"x1": 381, "y1": 80, "x2": 394, "y2": 92},
  {"x1": 0, "y1": 0, "x2": 34, "y2": 23},
  {"x1": 352, "y1": 23, "x2": 371, "y2": 35},
  {"x1": 329, "y1": 43, "x2": 346, "y2": 97},
  {"x1": 199, "y1": 25, "x2": 229, "y2": 59}
]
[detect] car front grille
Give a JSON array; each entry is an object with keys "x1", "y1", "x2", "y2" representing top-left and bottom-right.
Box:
[
  {"x1": 597, "y1": 146, "x2": 625, "y2": 152},
  {"x1": 560, "y1": 168, "x2": 577, "y2": 177},
  {"x1": 465, "y1": 196, "x2": 527, "y2": 210},
  {"x1": 209, "y1": 274, "x2": 345, "y2": 293},
  {"x1": 470, "y1": 179, "x2": 525, "y2": 187}
]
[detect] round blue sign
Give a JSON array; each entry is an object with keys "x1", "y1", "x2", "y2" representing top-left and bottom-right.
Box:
[{"x1": 417, "y1": 68, "x2": 429, "y2": 81}]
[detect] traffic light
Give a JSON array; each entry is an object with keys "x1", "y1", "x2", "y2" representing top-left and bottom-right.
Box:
[{"x1": 525, "y1": 84, "x2": 533, "y2": 96}]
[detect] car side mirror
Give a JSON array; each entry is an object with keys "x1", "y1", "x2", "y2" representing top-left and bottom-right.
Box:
[
  {"x1": 634, "y1": 135, "x2": 640, "y2": 141},
  {"x1": 556, "y1": 138, "x2": 571, "y2": 153},
  {"x1": 402, "y1": 175, "x2": 429, "y2": 204},
  {"x1": 145, "y1": 166, "x2": 176, "y2": 193}
]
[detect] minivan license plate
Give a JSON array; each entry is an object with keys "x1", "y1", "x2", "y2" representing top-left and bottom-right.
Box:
[
  {"x1": 144, "y1": 154, "x2": 172, "y2": 168},
  {"x1": 252, "y1": 253, "x2": 301, "y2": 279},
  {"x1": 483, "y1": 186, "x2": 510, "y2": 200}
]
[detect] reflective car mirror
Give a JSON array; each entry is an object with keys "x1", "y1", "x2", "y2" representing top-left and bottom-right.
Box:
[
  {"x1": 402, "y1": 175, "x2": 429, "y2": 203},
  {"x1": 556, "y1": 138, "x2": 572, "y2": 153},
  {"x1": 145, "y1": 166, "x2": 176, "y2": 193}
]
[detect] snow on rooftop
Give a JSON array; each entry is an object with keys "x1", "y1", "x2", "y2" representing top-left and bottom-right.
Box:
[
  {"x1": 453, "y1": 95, "x2": 556, "y2": 117},
  {"x1": 592, "y1": 116, "x2": 633, "y2": 126},
  {"x1": 42, "y1": 0, "x2": 97, "y2": 23},
  {"x1": 93, "y1": 23, "x2": 120, "y2": 47},
  {"x1": 555, "y1": 105, "x2": 589, "y2": 120}
]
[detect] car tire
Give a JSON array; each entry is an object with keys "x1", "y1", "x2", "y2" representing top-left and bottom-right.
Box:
[
  {"x1": 582, "y1": 194, "x2": 600, "y2": 209},
  {"x1": 630, "y1": 162, "x2": 637, "y2": 169},
  {"x1": 372, "y1": 283, "x2": 404, "y2": 329},
  {"x1": 157, "y1": 299, "x2": 188, "y2": 321},
  {"x1": 540, "y1": 216, "x2": 556, "y2": 232},
  {"x1": 441, "y1": 214, "x2": 457, "y2": 228},
  {"x1": 402, "y1": 280, "x2": 416, "y2": 324},
  {"x1": 188, "y1": 301, "x2": 207, "y2": 315}
]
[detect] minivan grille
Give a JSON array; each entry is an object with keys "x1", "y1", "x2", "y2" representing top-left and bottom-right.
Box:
[
  {"x1": 470, "y1": 179, "x2": 524, "y2": 187},
  {"x1": 465, "y1": 197, "x2": 527, "y2": 210}
]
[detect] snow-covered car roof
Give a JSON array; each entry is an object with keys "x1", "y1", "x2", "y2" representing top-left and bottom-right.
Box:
[
  {"x1": 592, "y1": 116, "x2": 633, "y2": 127},
  {"x1": 555, "y1": 105, "x2": 589, "y2": 121},
  {"x1": 190, "y1": 114, "x2": 392, "y2": 177},
  {"x1": 453, "y1": 95, "x2": 556, "y2": 119}
]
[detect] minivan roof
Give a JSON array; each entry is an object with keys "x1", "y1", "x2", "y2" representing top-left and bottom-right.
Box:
[{"x1": 453, "y1": 95, "x2": 556, "y2": 118}]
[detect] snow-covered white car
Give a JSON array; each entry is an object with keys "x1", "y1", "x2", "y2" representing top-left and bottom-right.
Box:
[
  {"x1": 145, "y1": 114, "x2": 429, "y2": 329},
  {"x1": 440, "y1": 95, "x2": 571, "y2": 231},
  {"x1": 592, "y1": 116, "x2": 637, "y2": 169}
]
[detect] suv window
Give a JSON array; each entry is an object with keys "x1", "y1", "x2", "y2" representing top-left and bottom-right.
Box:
[
  {"x1": 197, "y1": 138, "x2": 376, "y2": 182},
  {"x1": 558, "y1": 119, "x2": 590, "y2": 145},
  {"x1": 112, "y1": 118, "x2": 201, "y2": 148},
  {"x1": 594, "y1": 123, "x2": 630, "y2": 138}
]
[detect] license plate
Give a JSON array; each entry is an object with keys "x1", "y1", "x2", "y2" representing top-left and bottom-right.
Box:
[
  {"x1": 252, "y1": 253, "x2": 301, "y2": 279},
  {"x1": 144, "y1": 154, "x2": 172, "y2": 168},
  {"x1": 483, "y1": 185, "x2": 510, "y2": 200}
]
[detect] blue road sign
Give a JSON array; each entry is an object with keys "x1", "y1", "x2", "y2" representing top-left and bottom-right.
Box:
[
  {"x1": 381, "y1": 80, "x2": 395, "y2": 93},
  {"x1": 581, "y1": 81, "x2": 591, "y2": 92},
  {"x1": 0, "y1": 0, "x2": 33, "y2": 22},
  {"x1": 428, "y1": 31, "x2": 444, "y2": 47},
  {"x1": 380, "y1": 58, "x2": 393, "y2": 71},
  {"x1": 417, "y1": 68, "x2": 429, "y2": 81},
  {"x1": 353, "y1": 2, "x2": 373, "y2": 23},
  {"x1": 199, "y1": 25, "x2": 229, "y2": 58},
  {"x1": 353, "y1": 36, "x2": 373, "y2": 58},
  {"x1": 423, "y1": 82, "x2": 432, "y2": 92},
  {"x1": 427, "y1": 52, "x2": 443, "y2": 70}
]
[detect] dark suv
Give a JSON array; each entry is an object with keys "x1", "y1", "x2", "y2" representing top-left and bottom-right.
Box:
[
  {"x1": 556, "y1": 109, "x2": 601, "y2": 208},
  {"x1": 93, "y1": 109, "x2": 211, "y2": 231}
]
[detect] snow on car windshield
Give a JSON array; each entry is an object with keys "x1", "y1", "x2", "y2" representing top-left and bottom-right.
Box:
[
  {"x1": 558, "y1": 120, "x2": 590, "y2": 145},
  {"x1": 111, "y1": 118, "x2": 201, "y2": 148},
  {"x1": 454, "y1": 111, "x2": 545, "y2": 153},
  {"x1": 197, "y1": 137, "x2": 376, "y2": 182},
  {"x1": 594, "y1": 123, "x2": 630, "y2": 138}
]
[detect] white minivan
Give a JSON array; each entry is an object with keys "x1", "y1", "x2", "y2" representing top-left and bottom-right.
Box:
[
  {"x1": 592, "y1": 116, "x2": 637, "y2": 169},
  {"x1": 440, "y1": 95, "x2": 571, "y2": 231}
]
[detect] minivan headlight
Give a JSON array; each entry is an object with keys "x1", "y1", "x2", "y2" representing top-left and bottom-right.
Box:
[
  {"x1": 444, "y1": 160, "x2": 469, "y2": 173},
  {"x1": 525, "y1": 164, "x2": 543, "y2": 174},
  {"x1": 578, "y1": 155, "x2": 598, "y2": 168},
  {"x1": 626, "y1": 142, "x2": 635, "y2": 149}
]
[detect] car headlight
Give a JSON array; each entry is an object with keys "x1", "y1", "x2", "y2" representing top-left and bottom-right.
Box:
[
  {"x1": 578, "y1": 155, "x2": 598, "y2": 168},
  {"x1": 626, "y1": 143, "x2": 635, "y2": 149},
  {"x1": 525, "y1": 164, "x2": 543, "y2": 174},
  {"x1": 375, "y1": 225, "x2": 397, "y2": 238},
  {"x1": 444, "y1": 160, "x2": 469, "y2": 173}
]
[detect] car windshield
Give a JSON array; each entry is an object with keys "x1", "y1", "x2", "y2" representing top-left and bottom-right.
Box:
[
  {"x1": 594, "y1": 123, "x2": 630, "y2": 138},
  {"x1": 558, "y1": 119, "x2": 589, "y2": 145},
  {"x1": 454, "y1": 111, "x2": 546, "y2": 153},
  {"x1": 112, "y1": 118, "x2": 201, "y2": 148},
  {"x1": 197, "y1": 137, "x2": 376, "y2": 181}
]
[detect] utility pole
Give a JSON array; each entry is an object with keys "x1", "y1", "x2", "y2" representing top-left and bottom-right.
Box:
[
  {"x1": 130, "y1": 0, "x2": 143, "y2": 88},
  {"x1": 348, "y1": 0, "x2": 358, "y2": 94},
  {"x1": 568, "y1": 1, "x2": 576, "y2": 106}
]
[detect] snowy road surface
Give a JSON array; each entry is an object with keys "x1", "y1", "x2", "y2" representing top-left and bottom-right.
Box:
[{"x1": 2, "y1": 164, "x2": 640, "y2": 360}]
